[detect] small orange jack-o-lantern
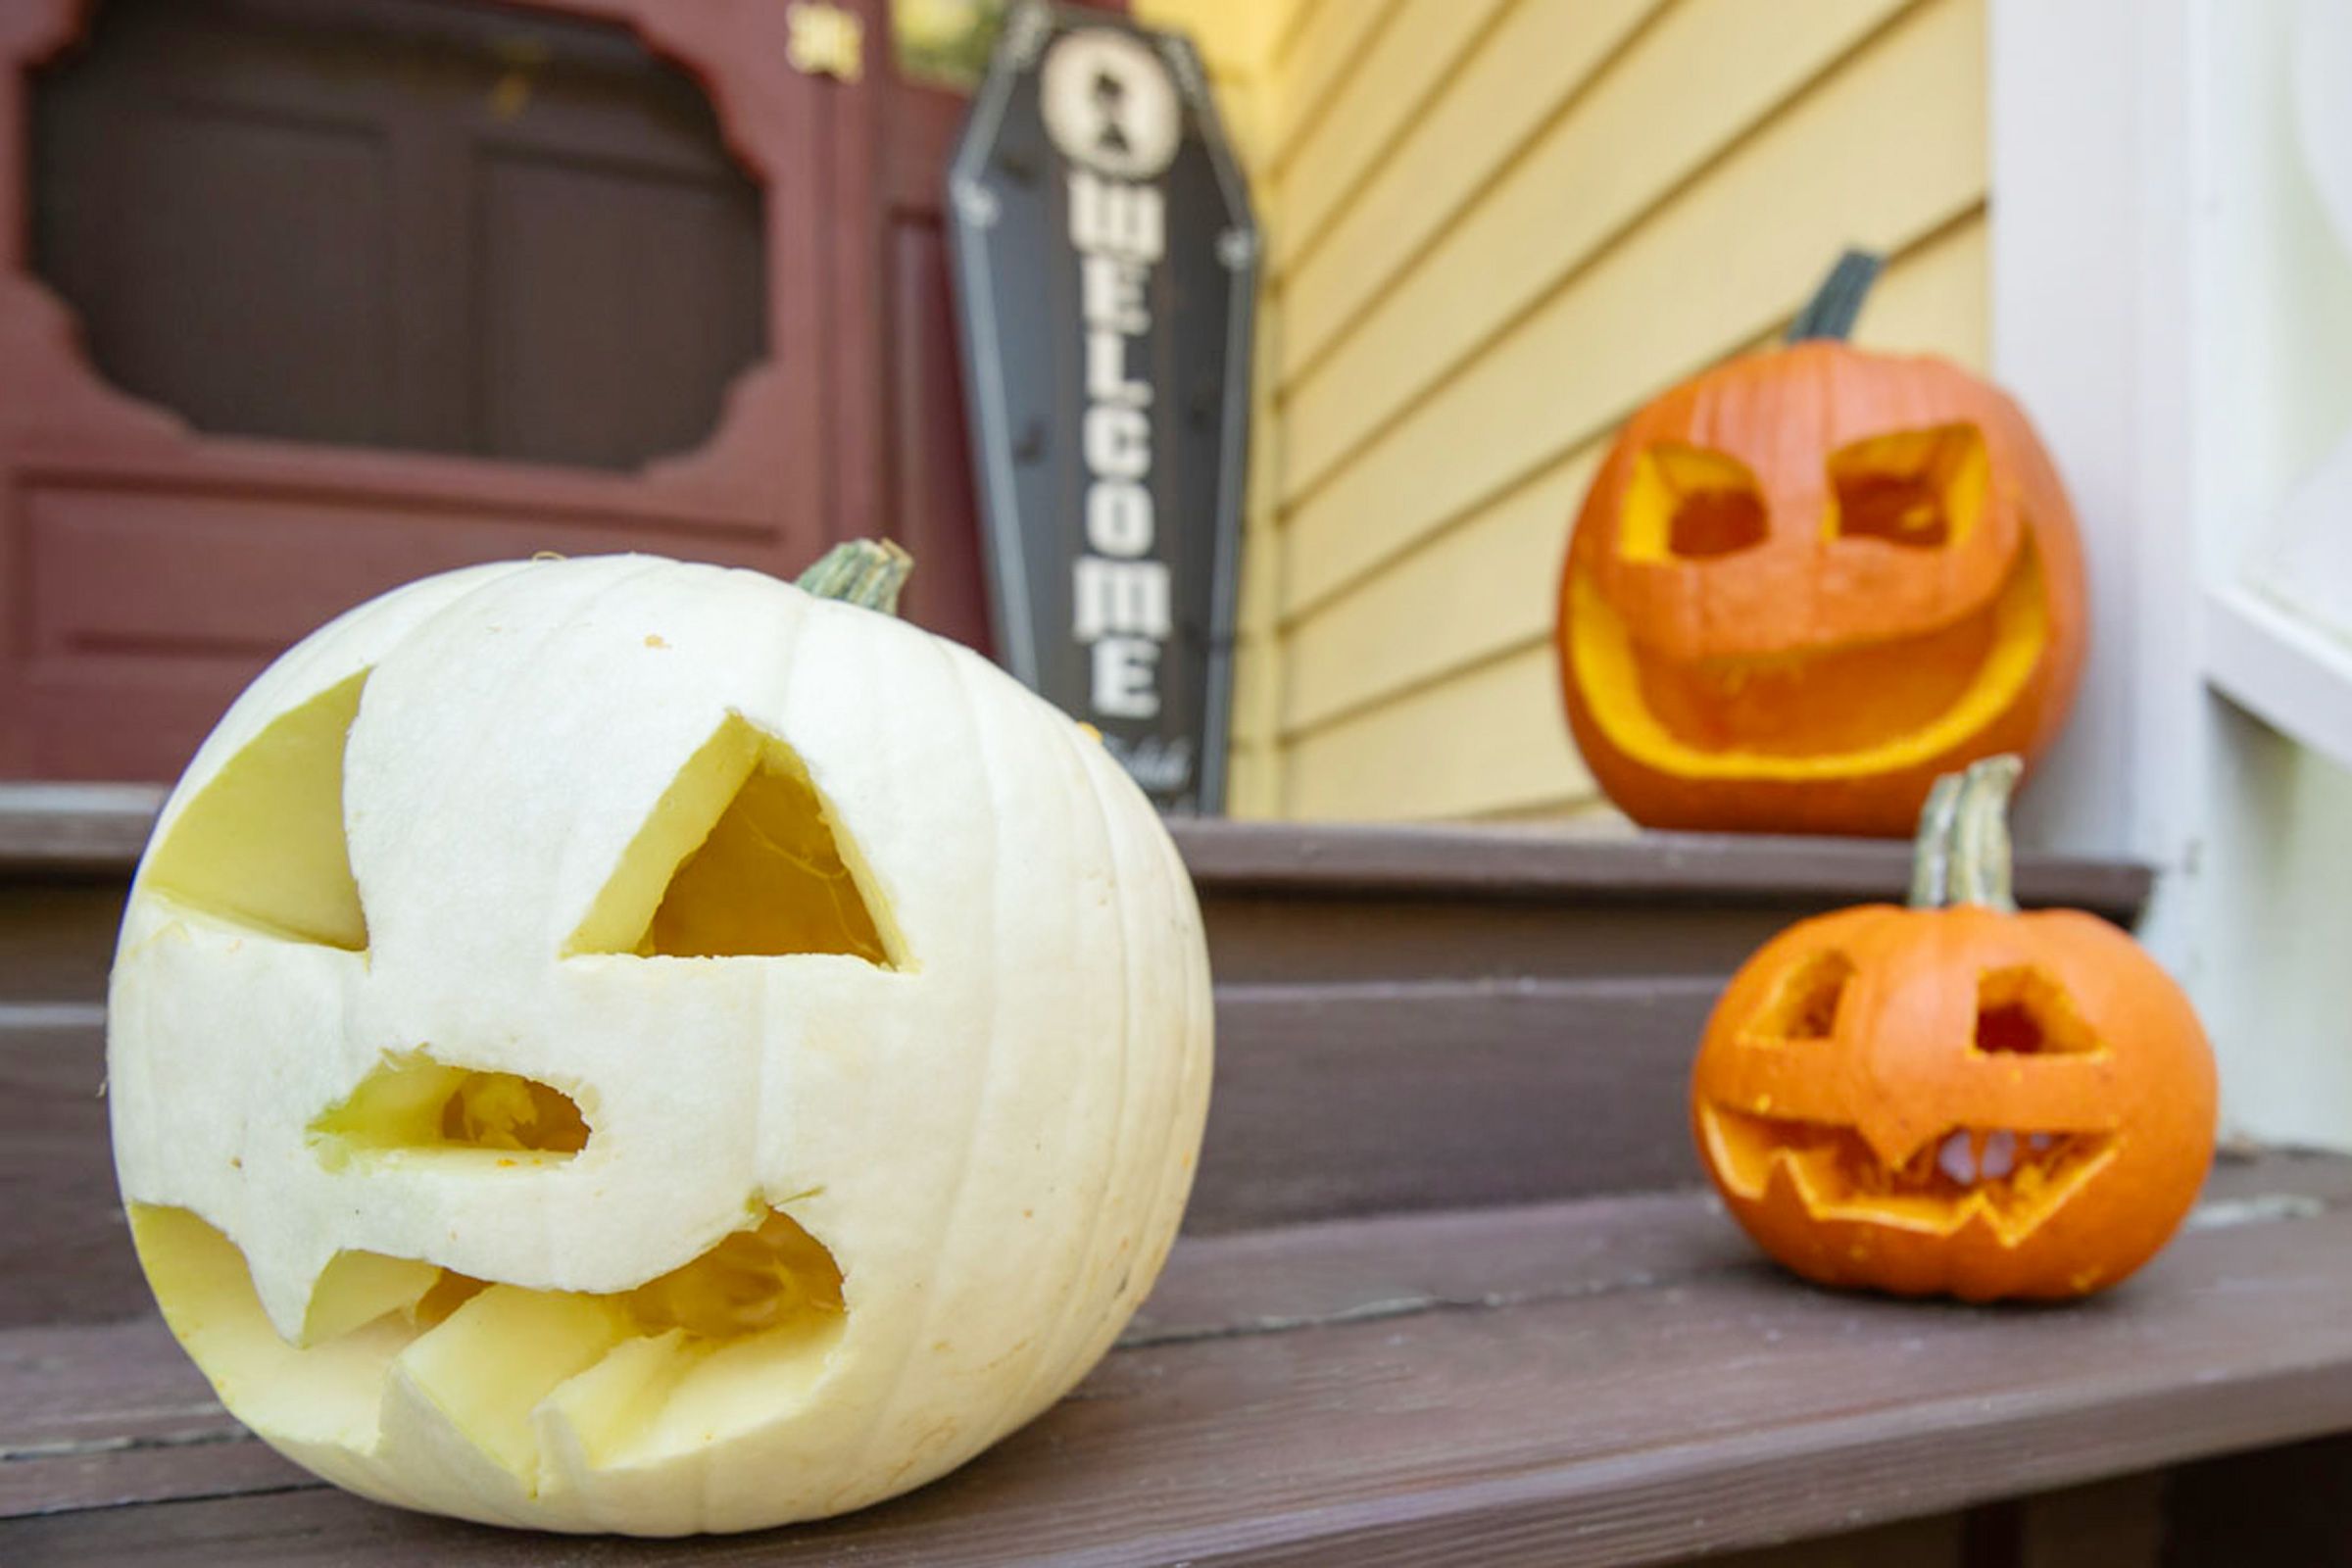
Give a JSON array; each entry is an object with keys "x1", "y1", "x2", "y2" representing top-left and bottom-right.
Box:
[
  {"x1": 1557, "y1": 252, "x2": 2089, "y2": 837},
  {"x1": 1691, "y1": 757, "x2": 2217, "y2": 1301}
]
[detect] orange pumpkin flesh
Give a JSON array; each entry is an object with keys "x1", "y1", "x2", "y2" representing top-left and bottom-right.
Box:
[
  {"x1": 1691, "y1": 759, "x2": 2217, "y2": 1301},
  {"x1": 1558, "y1": 253, "x2": 2088, "y2": 837}
]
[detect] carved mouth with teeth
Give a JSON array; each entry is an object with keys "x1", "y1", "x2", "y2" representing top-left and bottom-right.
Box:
[{"x1": 1700, "y1": 1108, "x2": 2121, "y2": 1246}]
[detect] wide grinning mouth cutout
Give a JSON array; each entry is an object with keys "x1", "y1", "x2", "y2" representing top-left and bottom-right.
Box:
[
  {"x1": 1566, "y1": 542, "x2": 2051, "y2": 778},
  {"x1": 131, "y1": 1202, "x2": 849, "y2": 1485},
  {"x1": 1702, "y1": 1104, "x2": 2119, "y2": 1244}
]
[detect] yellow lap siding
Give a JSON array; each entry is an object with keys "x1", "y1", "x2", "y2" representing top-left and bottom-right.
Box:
[
  {"x1": 1137, "y1": 0, "x2": 1988, "y2": 820},
  {"x1": 1279, "y1": 0, "x2": 1919, "y2": 491}
]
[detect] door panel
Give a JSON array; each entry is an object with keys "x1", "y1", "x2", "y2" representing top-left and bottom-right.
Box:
[{"x1": 0, "y1": 0, "x2": 827, "y2": 779}]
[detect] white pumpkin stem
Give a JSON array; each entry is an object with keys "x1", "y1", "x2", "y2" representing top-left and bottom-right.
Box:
[
  {"x1": 797, "y1": 539, "x2": 913, "y2": 614},
  {"x1": 1948, "y1": 755, "x2": 2025, "y2": 913}
]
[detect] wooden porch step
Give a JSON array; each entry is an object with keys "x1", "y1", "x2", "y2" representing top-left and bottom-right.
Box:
[
  {"x1": 14, "y1": 785, "x2": 2255, "y2": 1563},
  {"x1": 7, "y1": 1151, "x2": 2351, "y2": 1564},
  {"x1": 0, "y1": 789, "x2": 2159, "y2": 1322}
]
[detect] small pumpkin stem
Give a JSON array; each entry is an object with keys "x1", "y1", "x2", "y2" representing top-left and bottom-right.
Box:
[
  {"x1": 1787, "y1": 249, "x2": 1885, "y2": 343},
  {"x1": 797, "y1": 539, "x2": 913, "y2": 615},
  {"x1": 1949, "y1": 755, "x2": 2025, "y2": 913},
  {"x1": 1906, "y1": 772, "x2": 1966, "y2": 908}
]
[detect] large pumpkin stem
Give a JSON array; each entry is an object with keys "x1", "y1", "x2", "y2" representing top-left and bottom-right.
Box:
[
  {"x1": 1950, "y1": 755, "x2": 2024, "y2": 913},
  {"x1": 1909, "y1": 756, "x2": 2025, "y2": 913},
  {"x1": 1787, "y1": 249, "x2": 1885, "y2": 343},
  {"x1": 797, "y1": 539, "x2": 913, "y2": 615},
  {"x1": 1906, "y1": 771, "x2": 1966, "y2": 907}
]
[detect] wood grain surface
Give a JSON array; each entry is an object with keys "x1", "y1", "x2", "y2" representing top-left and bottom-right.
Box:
[{"x1": 6, "y1": 1152, "x2": 2349, "y2": 1565}]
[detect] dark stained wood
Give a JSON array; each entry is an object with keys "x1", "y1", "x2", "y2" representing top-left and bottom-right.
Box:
[
  {"x1": 8, "y1": 1153, "x2": 2352, "y2": 1563},
  {"x1": 0, "y1": 1021, "x2": 127, "y2": 1333},
  {"x1": 0, "y1": 790, "x2": 2156, "y2": 919},
  {"x1": 0, "y1": 797, "x2": 2170, "y2": 1324},
  {"x1": 1698, "y1": 1517, "x2": 1963, "y2": 1568},
  {"x1": 0, "y1": 974, "x2": 1713, "y2": 1323},
  {"x1": 1201, "y1": 894, "x2": 1860, "y2": 985},
  {"x1": 2159, "y1": 1432, "x2": 2352, "y2": 1566},
  {"x1": 1171, "y1": 818, "x2": 2155, "y2": 926},
  {"x1": 1191, "y1": 978, "x2": 1714, "y2": 1231},
  {"x1": 0, "y1": 886, "x2": 123, "y2": 1004},
  {"x1": 2016, "y1": 1475, "x2": 2165, "y2": 1568},
  {"x1": 0, "y1": 784, "x2": 160, "y2": 872}
]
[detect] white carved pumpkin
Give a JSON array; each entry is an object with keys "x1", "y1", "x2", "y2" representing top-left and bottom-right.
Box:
[{"x1": 108, "y1": 548, "x2": 1212, "y2": 1535}]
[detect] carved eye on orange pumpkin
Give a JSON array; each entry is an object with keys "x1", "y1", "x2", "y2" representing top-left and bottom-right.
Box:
[
  {"x1": 1691, "y1": 759, "x2": 2218, "y2": 1302},
  {"x1": 1558, "y1": 252, "x2": 2089, "y2": 836}
]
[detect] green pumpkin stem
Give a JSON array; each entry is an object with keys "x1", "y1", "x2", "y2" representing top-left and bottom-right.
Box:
[
  {"x1": 1906, "y1": 772, "x2": 1965, "y2": 908},
  {"x1": 797, "y1": 539, "x2": 913, "y2": 615},
  {"x1": 1910, "y1": 756, "x2": 2024, "y2": 913},
  {"x1": 1787, "y1": 249, "x2": 1885, "y2": 343},
  {"x1": 1950, "y1": 755, "x2": 2024, "y2": 913}
]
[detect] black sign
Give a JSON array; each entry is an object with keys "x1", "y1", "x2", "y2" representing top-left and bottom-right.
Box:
[{"x1": 946, "y1": 2, "x2": 1257, "y2": 814}]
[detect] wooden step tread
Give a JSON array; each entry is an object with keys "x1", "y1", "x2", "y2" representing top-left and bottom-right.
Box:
[
  {"x1": 7, "y1": 1151, "x2": 2348, "y2": 1566},
  {"x1": 0, "y1": 784, "x2": 2155, "y2": 926}
]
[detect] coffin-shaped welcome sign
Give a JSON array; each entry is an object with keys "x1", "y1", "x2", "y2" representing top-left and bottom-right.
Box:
[{"x1": 947, "y1": 1, "x2": 1257, "y2": 813}]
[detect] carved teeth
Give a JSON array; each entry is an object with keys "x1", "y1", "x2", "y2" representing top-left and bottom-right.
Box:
[
  {"x1": 1934, "y1": 1129, "x2": 2035, "y2": 1187},
  {"x1": 1937, "y1": 1130, "x2": 1977, "y2": 1185}
]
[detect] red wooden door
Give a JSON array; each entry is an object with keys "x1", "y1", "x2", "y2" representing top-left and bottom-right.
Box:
[
  {"x1": 812, "y1": 0, "x2": 1128, "y2": 661},
  {"x1": 0, "y1": 0, "x2": 849, "y2": 780}
]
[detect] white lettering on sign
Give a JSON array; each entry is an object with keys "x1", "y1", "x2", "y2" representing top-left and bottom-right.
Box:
[
  {"x1": 1073, "y1": 557, "x2": 1172, "y2": 641},
  {"x1": 1091, "y1": 636, "x2": 1161, "y2": 717},
  {"x1": 1068, "y1": 167, "x2": 1172, "y2": 726}
]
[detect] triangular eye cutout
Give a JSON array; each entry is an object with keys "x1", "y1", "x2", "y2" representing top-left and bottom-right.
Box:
[
  {"x1": 143, "y1": 672, "x2": 369, "y2": 951},
  {"x1": 567, "y1": 716, "x2": 902, "y2": 965}
]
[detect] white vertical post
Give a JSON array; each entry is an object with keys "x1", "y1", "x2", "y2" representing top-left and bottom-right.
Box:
[{"x1": 1992, "y1": 0, "x2": 2352, "y2": 1150}]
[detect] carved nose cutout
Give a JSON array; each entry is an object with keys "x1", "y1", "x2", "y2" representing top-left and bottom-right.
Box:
[
  {"x1": 567, "y1": 715, "x2": 903, "y2": 964},
  {"x1": 143, "y1": 670, "x2": 370, "y2": 951},
  {"x1": 311, "y1": 1053, "x2": 591, "y2": 1169}
]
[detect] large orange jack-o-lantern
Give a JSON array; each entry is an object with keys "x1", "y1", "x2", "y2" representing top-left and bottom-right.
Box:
[
  {"x1": 1557, "y1": 252, "x2": 2088, "y2": 837},
  {"x1": 1691, "y1": 757, "x2": 2217, "y2": 1301}
]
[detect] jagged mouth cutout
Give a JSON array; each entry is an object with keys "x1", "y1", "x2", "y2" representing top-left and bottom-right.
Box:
[
  {"x1": 1702, "y1": 1108, "x2": 2120, "y2": 1242},
  {"x1": 1702, "y1": 951, "x2": 2120, "y2": 1243},
  {"x1": 130, "y1": 1202, "x2": 849, "y2": 1486}
]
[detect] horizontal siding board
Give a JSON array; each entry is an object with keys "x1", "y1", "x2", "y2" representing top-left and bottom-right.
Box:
[
  {"x1": 1273, "y1": 0, "x2": 1515, "y2": 265},
  {"x1": 1280, "y1": 0, "x2": 1987, "y2": 616},
  {"x1": 1281, "y1": 0, "x2": 1916, "y2": 490},
  {"x1": 1275, "y1": 0, "x2": 1663, "y2": 368},
  {"x1": 1287, "y1": 642, "x2": 1586, "y2": 819},
  {"x1": 1265, "y1": 0, "x2": 1406, "y2": 177},
  {"x1": 1279, "y1": 214, "x2": 1987, "y2": 737},
  {"x1": 1283, "y1": 441, "x2": 1597, "y2": 734}
]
